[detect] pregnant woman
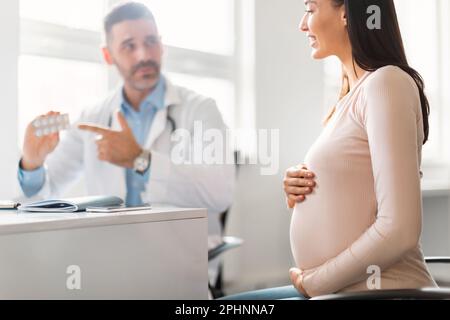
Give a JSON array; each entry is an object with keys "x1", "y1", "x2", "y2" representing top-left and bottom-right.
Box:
[{"x1": 222, "y1": 0, "x2": 437, "y2": 300}]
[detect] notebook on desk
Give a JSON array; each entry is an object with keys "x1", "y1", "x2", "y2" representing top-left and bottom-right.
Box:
[{"x1": 17, "y1": 196, "x2": 124, "y2": 213}]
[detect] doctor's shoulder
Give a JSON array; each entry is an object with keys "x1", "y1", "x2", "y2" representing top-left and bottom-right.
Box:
[{"x1": 171, "y1": 83, "x2": 221, "y2": 119}]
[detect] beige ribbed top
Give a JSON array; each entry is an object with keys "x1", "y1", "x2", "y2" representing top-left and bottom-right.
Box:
[{"x1": 290, "y1": 65, "x2": 437, "y2": 297}]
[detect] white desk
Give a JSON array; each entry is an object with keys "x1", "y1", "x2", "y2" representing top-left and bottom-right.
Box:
[{"x1": 0, "y1": 207, "x2": 208, "y2": 300}]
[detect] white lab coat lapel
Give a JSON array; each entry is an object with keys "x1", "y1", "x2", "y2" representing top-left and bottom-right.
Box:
[
  {"x1": 145, "y1": 108, "x2": 168, "y2": 150},
  {"x1": 100, "y1": 80, "x2": 181, "y2": 198},
  {"x1": 144, "y1": 79, "x2": 181, "y2": 150},
  {"x1": 101, "y1": 93, "x2": 127, "y2": 197}
]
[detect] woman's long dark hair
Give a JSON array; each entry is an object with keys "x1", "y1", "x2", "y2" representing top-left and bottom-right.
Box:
[{"x1": 328, "y1": 0, "x2": 430, "y2": 144}]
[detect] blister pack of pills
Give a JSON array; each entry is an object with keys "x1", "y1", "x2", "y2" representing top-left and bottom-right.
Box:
[{"x1": 33, "y1": 114, "x2": 70, "y2": 137}]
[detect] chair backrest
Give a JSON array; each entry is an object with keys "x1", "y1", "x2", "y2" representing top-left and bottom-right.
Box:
[{"x1": 425, "y1": 257, "x2": 450, "y2": 288}]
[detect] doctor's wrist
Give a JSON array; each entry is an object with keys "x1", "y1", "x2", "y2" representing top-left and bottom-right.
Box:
[
  {"x1": 128, "y1": 146, "x2": 143, "y2": 165},
  {"x1": 20, "y1": 157, "x2": 44, "y2": 172},
  {"x1": 133, "y1": 149, "x2": 152, "y2": 175}
]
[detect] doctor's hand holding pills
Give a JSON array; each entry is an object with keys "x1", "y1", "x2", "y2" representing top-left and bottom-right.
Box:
[{"x1": 21, "y1": 111, "x2": 63, "y2": 171}]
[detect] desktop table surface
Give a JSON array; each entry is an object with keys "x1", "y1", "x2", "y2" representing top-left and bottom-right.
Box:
[
  {"x1": 0, "y1": 206, "x2": 209, "y2": 299},
  {"x1": 0, "y1": 206, "x2": 207, "y2": 235}
]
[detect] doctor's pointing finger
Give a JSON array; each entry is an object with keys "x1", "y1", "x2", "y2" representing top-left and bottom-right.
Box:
[{"x1": 78, "y1": 112, "x2": 143, "y2": 169}]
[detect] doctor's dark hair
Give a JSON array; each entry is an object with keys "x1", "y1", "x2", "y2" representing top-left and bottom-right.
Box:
[
  {"x1": 104, "y1": 2, "x2": 156, "y2": 39},
  {"x1": 327, "y1": 0, "x2": 430, "y2": 144}
]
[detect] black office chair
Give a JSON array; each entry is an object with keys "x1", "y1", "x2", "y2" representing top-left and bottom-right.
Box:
[{"x1": 312, "y1": 257, "x2": 450, "y2": 300}]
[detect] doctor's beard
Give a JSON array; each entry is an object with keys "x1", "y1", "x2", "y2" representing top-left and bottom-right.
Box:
[{"x1": 116, "y1": 59, "x2": 161, "y2": 92}]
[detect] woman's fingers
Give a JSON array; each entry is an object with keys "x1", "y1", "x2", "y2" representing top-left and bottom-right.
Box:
[
  {"x1": 289, "y1": 268, "x2": 304, "y2": 289},
  {"x1": 288, "y1": 194, "x2": 305, "y2": 203},
  {"x1": 286, "y1": 193, "x2": 306, "y2": 210},
  {"x1": 287, "y1": 198, "x2": 296, "y2": 209},
  {"x1": 285, "y1": 178, "x2": 316, "y2": 187},
  {"x1": 289, "y1": 268, "x2": 309, "y2": 297},
  {"x1": 285, "y1": 186, "x2": 313, "y2": 195},
  {"x1": 287, "y1": 167, "x2": 315, "y2": 179}
]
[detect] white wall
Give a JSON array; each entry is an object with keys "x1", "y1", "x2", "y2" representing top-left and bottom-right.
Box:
[{"x1": 0, "y1": 1, "x2": 20, "y2": 199}]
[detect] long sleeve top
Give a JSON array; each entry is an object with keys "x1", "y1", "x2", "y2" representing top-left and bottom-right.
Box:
[{"x1": 290, "y1": 65, "x2": 437, "y2": 297}]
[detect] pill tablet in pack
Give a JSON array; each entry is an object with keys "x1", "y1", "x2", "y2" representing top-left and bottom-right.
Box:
[{"x1": 33, "y1": 114, "x2": 70, "y2": 137}]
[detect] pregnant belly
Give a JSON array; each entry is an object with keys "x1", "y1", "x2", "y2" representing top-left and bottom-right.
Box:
[{"x1": 290, "y1": 176, "x2": 376, "y2": 270}]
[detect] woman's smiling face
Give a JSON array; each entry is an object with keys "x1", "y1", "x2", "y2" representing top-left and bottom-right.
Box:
[{"x1": 299, "y1": 0, "x2": 349, "y2": 60}]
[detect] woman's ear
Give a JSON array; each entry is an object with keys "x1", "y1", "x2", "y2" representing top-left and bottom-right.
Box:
[{"x1": 340, "y1": 7, "x2": 347, "y2": 26}]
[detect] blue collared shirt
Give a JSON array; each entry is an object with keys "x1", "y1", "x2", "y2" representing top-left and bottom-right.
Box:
[{"x1": 18, "y1": 77, "x2": 167, "y2": 207}]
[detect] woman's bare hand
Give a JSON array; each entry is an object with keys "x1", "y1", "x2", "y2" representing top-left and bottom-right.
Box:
[
  {"x1": 283, "y1": 164, "x2": 316, "y2": 208},
  {"x1": 289, "y1": 267, "x2": 310, "y2": 298}
]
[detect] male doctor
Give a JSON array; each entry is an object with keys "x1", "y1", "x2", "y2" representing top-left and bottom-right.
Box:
[{"x1": 17, "y1": 2, "x2": 235, "y2": 280}]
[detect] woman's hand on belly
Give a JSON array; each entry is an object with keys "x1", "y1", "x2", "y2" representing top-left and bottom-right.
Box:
[
  {"x1": 284, "y1": 164, "x2": 316, "y2": 208},
  {"x1": 289, "y1": 268, "x2": 311, "y2": 298}
]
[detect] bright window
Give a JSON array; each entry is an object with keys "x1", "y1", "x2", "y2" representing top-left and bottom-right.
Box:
[
  {"x1": 20, "y1": 0, "x2": 106, "y2": 31},
  {"x1": 395, "y1": 0, "x2": 442, "y2": 164},
  {"x1": 18, "y1": 55, "x2": 108, "y2": 146},
  {"x1": 167, "y1": 72, "x2": 235, "y2": 128},
  {"x1": 140, "y1": 0, "x2": 235, "y2": 55}
]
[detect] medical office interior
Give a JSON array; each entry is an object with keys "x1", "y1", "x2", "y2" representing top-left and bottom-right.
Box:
[{"x1": 0, "y1": 0, "x2": 450, "y2": 300}]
